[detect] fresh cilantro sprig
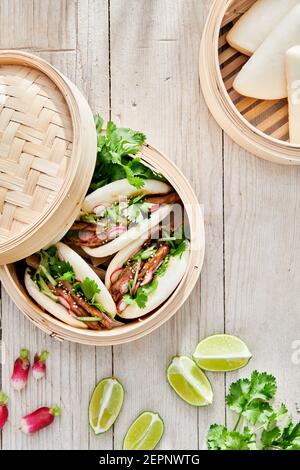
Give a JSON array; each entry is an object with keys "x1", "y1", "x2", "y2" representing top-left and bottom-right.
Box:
[
  {"x1": 73, "y1": 277, "x2": 100, "y2": 302},
  {"x1": 31, "y1": 247, "x2": 107, "y2": 314},
  {"x1": 124, "y1": 278, "x2": 159, "y2": 309},
  {"x1": 207, "y1": 371, "x2": 300, "y2": 450},
  {"x1": 90, "y1": 115, "x2": 165, "y2": 192},
  {"x1": 159, "y1": 226, "x2": 188, "y2": 258}
]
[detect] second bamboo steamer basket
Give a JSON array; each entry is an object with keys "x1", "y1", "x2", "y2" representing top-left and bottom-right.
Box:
[
  {"x1": 0, "y1": 51, "x2": 204, "y2": 346},
  {"x1": 200, "y1": 0, "x2": 300, "y2": 165}
]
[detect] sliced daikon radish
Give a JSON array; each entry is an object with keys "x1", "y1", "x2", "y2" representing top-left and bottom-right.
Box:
[
  {"x1": 286, "y1": 46, "x2": 300, "y2": 144},
  {"x1": 227, "y1": 0, "x2": 300, "y2": 56},
  {"x1": 233, "y1": 4, "x2": 300, "y2": 99}
]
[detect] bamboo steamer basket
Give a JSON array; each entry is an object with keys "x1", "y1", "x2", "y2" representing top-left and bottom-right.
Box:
[
  {"x1": 1, "y1": 145, "x2": 204, "y2": 346},
  {"x1": 200, "y1": 0, "x2": 300, "y2": 165},
  {"x1": 0, "y1": 51, "x2": 204, "y2": 346}
]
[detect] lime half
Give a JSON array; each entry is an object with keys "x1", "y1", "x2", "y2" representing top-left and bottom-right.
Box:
[
  {"x1": 123, "y1": 411, "x2": 164, "y2": 450},
  {"x1": 167, "y1": 356, "x2": 213, "y2": 406},
  {"x1": 193, "y1": 334, "x2": 252, "y2": 372},
  {"x1": 89, "y1": 377, "x2": 124, "y2": 434}
]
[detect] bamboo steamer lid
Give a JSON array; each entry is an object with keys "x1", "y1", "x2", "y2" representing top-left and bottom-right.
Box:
[
  {"x1": 200, "y1": 0, "x2": 300, "y2": 165},
  {"x1": 0, "y1": 50, "x2": 97, "y2": 264}
]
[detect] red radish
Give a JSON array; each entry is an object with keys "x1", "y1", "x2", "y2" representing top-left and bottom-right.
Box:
[
  {"x1": 94, "y1": 204, "x2": 106, "y2": 216},
  {"x1": 100, "y1": 311, "x2": 113, "y2": 326},
  {"x1": 150, "y1": 203, "x2": 160, "y2": 213},
  {"x1": 95, "y1": 225, "x2": 108, "y2": 241},
  {"x1": 20, "y1": 406, "x2": 61, "y2": 434},
  {"x1": 107, "y1": 225, "x2": 127, "y2": 240},
  {"x1": 0, "y1": 391, "x2": 9, "y2": 430},
  {"x1": 117, "y1": 298, "x2": 127, "y2": 312},
  {"x1": 140, "y1": 261, "x2": 163, "y2": 287},
  {"x1": 132, "y1": 281, "x2": 140, "y2": 296},
  {"x1": 140, "y1": 271, "x2": 154, "y2": 286},
  {"x1": 78, "y1": 230, "x2": 95, "y2": 242},
  {"x1": 110, "y1": 267, "x2": 123, "y2": 284},
  {"x1": 32, "y1": 351, "x2": 49, "y2": 381},
  {"x1": 11, "y1": 349, "x2": 30, "y2": 391},
  {"x1": 58, "y1": 296, "x2": 71, "y2": 310}
]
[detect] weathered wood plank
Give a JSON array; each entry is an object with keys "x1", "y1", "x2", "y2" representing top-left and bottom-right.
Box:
[
  {"x1": 0, "y1": 1, "x2": 76, "y2": 51},
  {"x1": 1, "y1": 0, "x2": 111, "y2": 450},
  {"x1": 0, "y1": 0, "x2": 34, "y2": 49},
  {"x1": 197, "y1": 0, "x2": 226, "y2": 450},
  {"x1": 75, "y1": 0, "x2": 112, "y2": 451},
  {"x1": 223, "y1": 141, "x2": 300, "y2": 428},
  {"x1": 110, "y1": 0, "x2": 225, "y2": 450},
  {"x1": 33, "y1": 0, "x2": 77, "y2": 50}
]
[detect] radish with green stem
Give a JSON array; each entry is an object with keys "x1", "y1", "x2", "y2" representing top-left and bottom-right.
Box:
[
  {"x1": 32, "y1": 351, "x2": 49, "y2": 380},
  {"x1": 11, "y1": 349, "x2": 30, "y2": 391},
  {"x1": 0, "y1": 391, "x2": 9, "y2": 430},
  {"x1": 21, "y1": 406, "x2": 61, "y2": 434}
]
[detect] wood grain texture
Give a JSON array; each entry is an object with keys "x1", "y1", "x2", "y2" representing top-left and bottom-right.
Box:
[
  {"x1": 0, "y1": 0, "x2": 112, "y2": 450},
  {"x1": 1, "y1": 0, "x2": 299, "y2": 451},
  {"x1": 223, "y1": 140, "x2": 300, "y2": 427},
  {"x1": 109, "y1": 0, "x2": 224, "y2": 450}
]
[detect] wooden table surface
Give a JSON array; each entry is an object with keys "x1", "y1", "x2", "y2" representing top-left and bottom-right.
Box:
[{"x1": 0, "y1": 0, "x2": 300, "y2": 450}]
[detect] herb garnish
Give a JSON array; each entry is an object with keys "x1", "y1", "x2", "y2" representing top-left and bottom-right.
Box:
[
  {"x1": 90, "y1": 115, "x2": 165, "y2": 192},
  {"x1": 207, "y1": 371, "x2": 300, "y2": 450},
  {"x1": 31, "y1": 246, "x2": 106, "y2": 314}
]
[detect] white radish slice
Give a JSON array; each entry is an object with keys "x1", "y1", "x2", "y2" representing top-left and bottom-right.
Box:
[
  {"x1": 78, "y1": 231, "x2": 95, "y2": 242},
  {"x1": 234, "y1": 4, "x2": 300, "y2": 99},
  {"x1": 94, "y1": 204, "x2": 106, "y2": 216},
  {"x1": 107, "y1": 225, "x2": 127, "y2": 240},
  {"x1": 110, "y1": 267, "x2": 123, "y2": 285},
  {"x1": 58, "y1": 296, "x2": 71, "y2": 311},
  {"x1": 286, "y1": 46, "x2": 300, "y2": 144},
  {"x1": 227, "y1": 0, "x2": 300, "y2": 56}
]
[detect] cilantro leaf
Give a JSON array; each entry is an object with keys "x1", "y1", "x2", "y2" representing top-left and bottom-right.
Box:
[
  {"x1": 261, "y1": 427, "x2": 282, "y2": 448},
  {"x1": 51, "y1": 260, "x2": 74, "y2": 279},
  {"x1": 242, "y1": 401, "x2": 273, "y2": 425},
  {"x1": 226, "y1": 371, "x2": 277, "y2": 414},
  {"x1": 135, "y1": 290, "x2": 148, "y2": 309},
  {"x1": 35, "y1": 246, "x2": 76, "y2": 287},
  {"x1": 58, "y1": 271, "x2": 76, "y2": 283},
  {"x1": 124, "y1": 278, "x2": 159, "y2": 309},
  {"x1": 207, "y1": 425, "x2": 252, "y2": 451},
  {"x1": 155, "y1": 256, "x2": 169, "y2": 276},
  {"x1": 207, "y1": 370, "x2": 300, "y2": 451},
  {"x1": 170, "y1": 240, "x2": 187, "y2": 258},
  {"x1": 79, "y1": 277, "x2": 100, "y2": 302}
]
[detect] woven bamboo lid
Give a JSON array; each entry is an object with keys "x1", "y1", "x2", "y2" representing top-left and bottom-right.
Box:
[{"x1": 0, "y1": 51, "x2": 97, "y2": 264}]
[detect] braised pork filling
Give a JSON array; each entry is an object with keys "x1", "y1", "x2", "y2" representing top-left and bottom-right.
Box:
[
  {"x1": 64, "y1": 192, "x2": 180, "y2": 248},
  {"x1": 109, "y1": 230, "x2": 187, "y2": 313},
  {"x1": 26, "y1": 246, "x2": 112, "y2": 330}
]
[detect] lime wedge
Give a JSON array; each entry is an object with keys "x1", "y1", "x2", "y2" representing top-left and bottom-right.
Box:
[
  {"x1": 123, "y1": 411, "x2": 164, "y2": 450},
  {"x1": 89, "y1": 377, "x2": 124, "y2": 434},
  {"x1": 167, "y1": 356, "x2": 213, "y2": 406},
  {"x1": 193, "y1": 334, "x2": 252, "y2": 372}
]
